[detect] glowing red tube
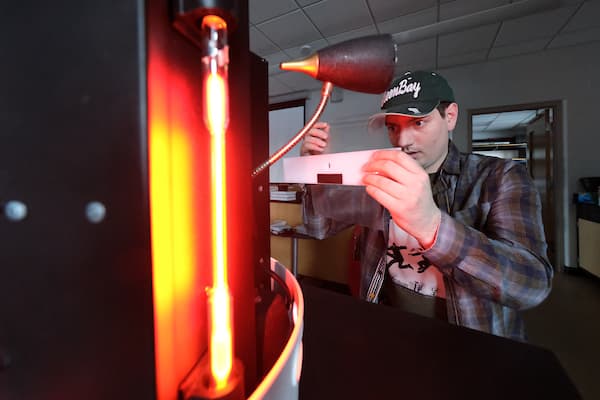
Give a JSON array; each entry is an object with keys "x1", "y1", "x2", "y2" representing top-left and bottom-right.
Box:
[{"x1": 201, "y1": 15, "x2": 234, "y2": 391}]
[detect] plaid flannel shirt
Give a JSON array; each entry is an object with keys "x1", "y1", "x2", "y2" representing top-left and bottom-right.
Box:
[{"x1": 302, "y1": 141, "x2": 553, "y2": 341}]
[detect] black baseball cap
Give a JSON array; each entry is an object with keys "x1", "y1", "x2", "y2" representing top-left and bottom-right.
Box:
[{"x1": 368, "y1": 70, "x2": 455, "y2": 129}]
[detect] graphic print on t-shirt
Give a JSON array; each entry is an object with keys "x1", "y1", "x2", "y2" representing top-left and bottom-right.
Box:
[
  {"x1": 386, "y1": 244, "x2": 432, "y2": 273},
  {"x1": 387, "y1": 222, "x2": 446, "y2": 298}
]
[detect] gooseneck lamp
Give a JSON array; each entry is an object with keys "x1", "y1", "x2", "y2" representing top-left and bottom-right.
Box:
[{"x1": 251, "y1": 34, "x2": 397, "y2": 177}]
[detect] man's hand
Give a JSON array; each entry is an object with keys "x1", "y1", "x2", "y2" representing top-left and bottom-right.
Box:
[
  {"x1": 362, "y1": 149, "x2": 441, "y2": 249},
  {"x1": 300, "y1": 121, "x2": 330, "y2": 156}
]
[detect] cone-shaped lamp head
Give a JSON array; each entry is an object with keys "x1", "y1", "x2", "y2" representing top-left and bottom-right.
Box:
[{"x1": 280, "y1": 34, "x2": 396, "y2": 94}]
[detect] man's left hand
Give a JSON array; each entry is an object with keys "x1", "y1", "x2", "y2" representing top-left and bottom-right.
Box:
[{"x1": 362, "y1": 149, "x2": 441, "y2": 249}]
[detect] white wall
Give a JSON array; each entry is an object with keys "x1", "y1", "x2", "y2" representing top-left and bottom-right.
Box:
[
  {"x1": 269, "y1": 105, "x2": 305, "y2": 182},
  {"x1": 302, "y1": 41, "x2": 600, "y2": 269}
]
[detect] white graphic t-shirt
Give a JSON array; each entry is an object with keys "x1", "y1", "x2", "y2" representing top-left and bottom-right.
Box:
[{"x1": 386, "y1": 221, "x2": 446, "y2": 298}]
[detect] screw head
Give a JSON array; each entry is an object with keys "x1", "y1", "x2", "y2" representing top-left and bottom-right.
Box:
[
  {"x1": 85, "y1": 202, "x2": 106, "y2": 223},
  {"x1": 4, "y1": 201, "x2": 28, "y2": 221}
]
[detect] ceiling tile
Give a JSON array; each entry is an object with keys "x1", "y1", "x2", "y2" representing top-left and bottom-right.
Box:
[
  {"x1": 369, "y1": 0, "x2": 437, "y2": 22},
  {"x1": 498, "y1": 110, "x2": 535, "y2": 123},
  {"x1": 562, "y1": 1, "x2": 600, "y2": 33},
  {"x1": 256, "y1": 10, "x2": 322, "y2": 49},
  {"x1": 439, "y1": 0, "x2": 510, "y2": 21},
  {"x1": 268, "y1": 64, "x2": 284, "y2": 76},
  {"x1": 249, "y1": 0, "x2": 298, "y2": 24},
  {"x1": 483, "y1": 125, "x2": 519, "y2": 133},
  {"x1": 488, "y1": 38, "x2": 548, "y2": 59},
  {"x1": 276, "y1": 71, "x2": 324, "y2": 92},
  {"x1": 473, "y1": 113, "x2": 499, "y2": 126},
  {"x1": 250, "y1": 0, "x2": 600, "y2": 99},
  {"x1": 249, "y1": 26, "x2": 280, "y2": 56},
  {"x1": 394, "y1": 38, "x2": 437, "y2": 72},
  {"x1": 438, "y1": 49, "x2": 488, "y2": 68},
  {"x1": 560, "y1": 0, "x2": 591, "y2": 5},
  {"x1": 548, "y1": 27, "x2": 600, "y2": 49},
  {"x1": 487, "y1": 110, "x2": 537, "y2": 130},
  {"x1": 269, "y1": 76, "x2": 295, "y2": 96},
  {"x1": 494, "y1": 6, "x2": 578, "y2": 47},
  {"x1": 304, "y1": 0, "x2": 372, "y2": 37},
  {"x1": 438, "y1": 23, "x2": 499, "y2": 57},
  {"x1": 264, "y1": 51, "x2": 290, "y2": 64},
  {"x1": 377, "y1": 7, "x2": 437, "y2": 36},
  {"x1": 395, "y1": 60, "x2": 437, "y2": 74},
  {"x1": 326, "y1": 25, "x2": 378, "y2": 45},
  {"x1": 284, "y1": 39, "x2": 329, "y2": 59},
  {"x1": 297, "y1": 0, "x2": 323, "y2": 5}
]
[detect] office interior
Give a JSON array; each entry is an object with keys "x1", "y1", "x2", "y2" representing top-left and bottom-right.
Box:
[
  {"x1": 1, "y1": 0, "x2": 599, "y2": 399},
  {"x1": 262, "y1": 1, "x2": 600, "y2": 399}
]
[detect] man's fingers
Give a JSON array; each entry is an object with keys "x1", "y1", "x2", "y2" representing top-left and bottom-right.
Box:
[
  {"x1": 301, "y1": 122, "x2": 330, "y2": 155},
  {"x1": 306, "y1": 122, "x2": 330, "y2": 141},
  {"x1": 305, "y1": 136, "x2": 327, "y2": 149},
  {"x1": 363, "y1": 173, "x2": 403, "y2": 199},
  {"x1": 313, "y1": 121, "x2": 330, "y2": 132},
  {"x1": 301, "y1": 136, "x2": 328, "y2": 155},
  {"x1": 304, "y1": 142, "x2": 325, "y2": 153},
  {"x1": 362, "y1": 158, "x2": 422, "y2": 192},
  {"x1": 365, "y1": 183, "x2": 401, "y2": 215},
  {"x1": 363, "y1": 159, "x2": 409, "y2": 181},
  {"x1": 306, "y1": 128, "x2": 329, "y2": 141},
  {"x1": 367, "y1": 149, "x2": 422, "y2": 174}
]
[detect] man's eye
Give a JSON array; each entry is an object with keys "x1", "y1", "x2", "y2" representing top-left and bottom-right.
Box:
[
  {"x1": 415, "y1": 120, "x2": 425, "y2": 127},
  {"x1": 386, "y1": 125, "x2": 397, "y2": 133}
]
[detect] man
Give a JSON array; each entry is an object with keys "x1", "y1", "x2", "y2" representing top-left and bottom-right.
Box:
[{"x1": 300, "y1": 70, "x2": 553, "y2": 341}]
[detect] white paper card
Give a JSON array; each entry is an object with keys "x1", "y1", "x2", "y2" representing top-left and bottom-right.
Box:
[{"x1": 282, "y1": 147, "x2": 397, "y2": 185}]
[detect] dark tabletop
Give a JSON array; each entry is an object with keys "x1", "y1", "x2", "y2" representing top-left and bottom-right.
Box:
[{"x1": 299, "y1": 284, "x2": 581, "y2": 399}]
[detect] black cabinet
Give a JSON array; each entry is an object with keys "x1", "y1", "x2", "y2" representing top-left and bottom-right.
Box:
[{"x1": 576, "y1": 203, "x2": 600, "y2": 278}]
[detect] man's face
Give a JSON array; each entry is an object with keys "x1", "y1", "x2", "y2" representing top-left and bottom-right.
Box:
[{"x1": 385, "y1": 102, "x2": 458, "y2": 173}]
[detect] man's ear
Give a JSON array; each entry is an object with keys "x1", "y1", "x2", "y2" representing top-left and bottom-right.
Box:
[{"x1": 446, "y1": 102, "x2": 459, "y2": 131}]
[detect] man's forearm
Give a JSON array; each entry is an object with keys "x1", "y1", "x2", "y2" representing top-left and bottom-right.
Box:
[{"x1": 424, "y1": 165, "x2": 553, "y2": 309}]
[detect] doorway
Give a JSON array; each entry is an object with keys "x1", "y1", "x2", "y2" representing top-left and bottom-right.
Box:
[{"x1": 468, "y1": 102, "x2": 563, "y2": 270}]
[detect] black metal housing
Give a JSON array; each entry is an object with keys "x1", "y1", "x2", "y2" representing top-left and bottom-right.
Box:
[
  {"x1": 0, "y1": 1, "x2": 156, "y2": 397},
  {"x1": 0, "y1": 0, "x2": 268, "y2": 398}
]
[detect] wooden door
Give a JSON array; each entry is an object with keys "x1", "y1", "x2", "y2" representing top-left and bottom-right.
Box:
[{"x1": 528, "y1": 109, "x2": 555, "y2": 267}]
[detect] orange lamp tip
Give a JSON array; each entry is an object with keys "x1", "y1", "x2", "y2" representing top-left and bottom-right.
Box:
[
  {"x1": 202, "y1": 15, "x2": 227, "y2": 30},
  {"x1": 279, "y1": 53, "x2": 319, "y2": 78}
]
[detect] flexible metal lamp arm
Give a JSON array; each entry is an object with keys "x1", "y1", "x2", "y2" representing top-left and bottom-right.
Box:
[{"x1": 251, "y1": 81, "x2": 334, "y2": 178}]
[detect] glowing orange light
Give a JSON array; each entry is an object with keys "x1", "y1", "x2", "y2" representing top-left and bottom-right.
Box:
[
  {"x1": 205, "y1": 73, "x2": 229, "y2": 290},
  {"x1": 206, "y1": 72, "x2": 233, "y2": 389},
  {"x1": 202, "y1": 15, "x2": 234, "y2": 391},
  {"x1": 208, "y1": 286, "x2": 233, "y2": 388},
  {"x1": 148, "y1": 56, "x2": 203, "y2": 400},
  {"x1": 203, "y1": 14, "x2": 227, "y2": 31}
]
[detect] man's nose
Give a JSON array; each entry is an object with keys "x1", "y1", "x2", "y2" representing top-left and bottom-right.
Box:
[{"x1": 391, "y1": 128, "x2": 414, "y2": 149}]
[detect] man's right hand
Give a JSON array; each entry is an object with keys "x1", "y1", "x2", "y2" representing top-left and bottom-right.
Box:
[{"x1": 300, "y1": 121, "x2": 330, "y2": 156}]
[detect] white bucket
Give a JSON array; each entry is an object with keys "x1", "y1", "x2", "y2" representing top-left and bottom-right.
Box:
[{"x1": 248, "y1": 258, "x2": 304, "y2": 400}]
